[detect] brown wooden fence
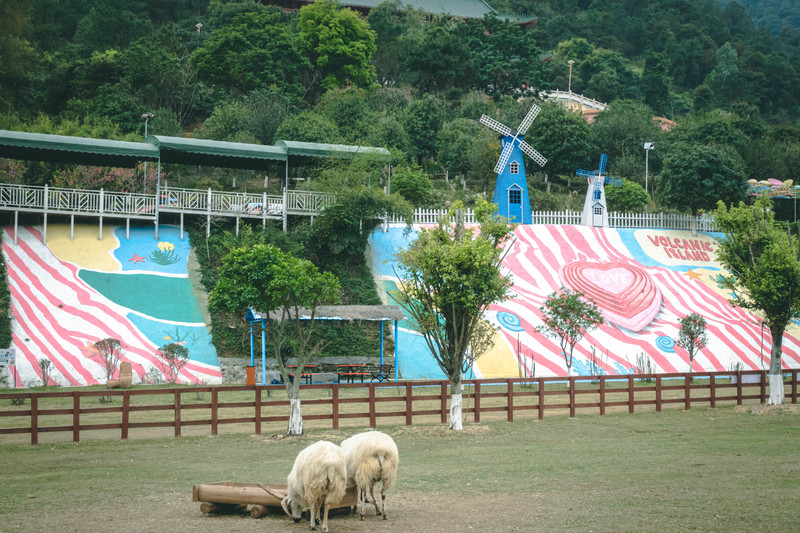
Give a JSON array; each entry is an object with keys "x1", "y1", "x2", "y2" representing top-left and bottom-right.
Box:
[{"x1": 0, "y1": 370, "x2": 797, "y2": 445}]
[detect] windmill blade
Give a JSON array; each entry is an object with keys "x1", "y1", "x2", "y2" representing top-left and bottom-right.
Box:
[
  {"x1": 576, "y1": 169, "x2": 595, "y2": 179},
  {"x1": 598, "y1": 153, "x2": 608, "y2": 176},
  {"x1": 519, "y1": 140, "x2": 547, "y2": 167},
  {"x1": 480, "y1": 115, "x2": 513, "y2": 137},
  {"x1": 494, "y1": 141, "x2": 515, "y2": 174},
  {"x1": 516, "y1": 104, "x2": 541, "y2": 136}
]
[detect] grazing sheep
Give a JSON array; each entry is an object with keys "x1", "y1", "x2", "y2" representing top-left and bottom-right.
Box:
[
  {"x1": 339, "y1": 430, "x2": 399, "y2": 521},
  {"x1": 281, "y1": 440, "x2": 347, "y2": 533}
]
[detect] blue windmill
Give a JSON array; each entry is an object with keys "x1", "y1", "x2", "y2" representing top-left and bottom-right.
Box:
[
  {"x1": 480, "y1": 104, "x2": 548, "y2": 224},
  {"x1": 577, "y1": 153, "x2": 622, "y2": 228}
]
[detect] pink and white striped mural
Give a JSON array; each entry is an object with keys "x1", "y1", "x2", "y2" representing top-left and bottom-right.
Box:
[
  {"x1": 369, "y1": 224, "x2": 800, "y2": 379},
  {"x1": 3, "y1": 224, "x2": 221, "y2": 388}
]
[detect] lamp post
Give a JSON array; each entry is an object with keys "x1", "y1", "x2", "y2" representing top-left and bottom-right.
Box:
[
  {"x1": 142, "y1": 113, "x2": 154, "y2": 193},
  {"x1": 567, "y1": 60, "x2": 575, "y2": 108},
  {"x1": 644, "y1": 142, "x2": 654, "y2": 209}
]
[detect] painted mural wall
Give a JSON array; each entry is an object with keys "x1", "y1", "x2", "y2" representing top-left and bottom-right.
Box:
[
  {"x1": 3, "y1": 224, "x2": 221, "y2": 387},
  {"x1": 369, "y1": 224, "x2": 800, "y2": 380}
]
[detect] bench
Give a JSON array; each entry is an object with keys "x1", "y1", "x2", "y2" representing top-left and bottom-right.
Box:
[
  {"x1": 370, "y1": 364, "x2": 393, "y2": 383},
  {"x1": 287, "y1": 373, "x2": 316, "y2": 385},
  {"x1": 336, "y1": 372, "x2": 370, "y2": 384}
]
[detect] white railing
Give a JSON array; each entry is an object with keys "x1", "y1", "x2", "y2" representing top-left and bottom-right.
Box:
[
  {"x1": 530, "y1": 210, "x2": 583, "y2": 225},
  {"x1": 0, "y1": 184, "x2": 156, "y2": 218},
  {"x1": 541, "y1": 90, "x2": 609, "y2": 111},
  {"x1": 0, "y1": 183, "x2": 335, "y2": 221},
  {"x1": 0, "y1": 182, "x2": 719, "y2": 231},
  {"x1": 389, "y1": 208, "x2": 718, "y2": 231}
]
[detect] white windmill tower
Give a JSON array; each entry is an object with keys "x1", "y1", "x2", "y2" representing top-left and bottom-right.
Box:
[
  {"x1": 479, "y1": 104, "x2": 547, "y2": 224},
  {"x1": 577, "y1": 153, "x2": 622, "y2": 227}
]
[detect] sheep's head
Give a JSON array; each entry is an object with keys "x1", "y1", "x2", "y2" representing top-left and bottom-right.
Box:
[{"x1": 281, "y1": 495, "x2": 302, "y2": 522}]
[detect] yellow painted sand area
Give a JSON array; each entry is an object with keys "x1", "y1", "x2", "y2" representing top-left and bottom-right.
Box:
[{"x1": 45, "y1": 224, "x2": 121, "y2": 272}]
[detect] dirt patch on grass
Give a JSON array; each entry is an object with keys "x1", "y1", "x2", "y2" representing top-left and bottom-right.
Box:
[
  {"x1": 733, "y1": 403, "x2": 800, "y2": 415},
  {"x1": 9, "y1": 490, "x2": 531, "y2": 533}
]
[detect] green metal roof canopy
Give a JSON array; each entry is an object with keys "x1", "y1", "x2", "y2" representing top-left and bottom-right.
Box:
[
  {"x1": 146, "y1": 135, "x2": 287, "y2": 169},
  {"x1": 0, "y1": 130, "x2": 159, "y2": 168},
  {"x1": 276, "y1": 140, "x2": 392, "y2": 162},
  {"x1": 0, "y1": 130, "x2": 391, "y2": 169}
]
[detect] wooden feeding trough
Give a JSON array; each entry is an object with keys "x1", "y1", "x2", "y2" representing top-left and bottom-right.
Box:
[{"x1": 193, "y1": 481, "x2": 357, "y2": 518}]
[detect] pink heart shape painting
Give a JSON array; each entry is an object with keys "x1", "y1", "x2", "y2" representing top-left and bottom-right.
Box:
[{"x1": 559, "y1": 261, "x2": 662, "y2": 332}]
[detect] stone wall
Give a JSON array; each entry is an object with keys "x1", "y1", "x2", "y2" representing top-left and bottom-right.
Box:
[{"x1": 219, "y1": 356, "x2": 395, "y2": 385}]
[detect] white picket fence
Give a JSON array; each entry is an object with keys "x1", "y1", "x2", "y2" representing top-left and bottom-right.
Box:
[{"x1": 389, "y1": 209, "x2": 718, "y2": 232}]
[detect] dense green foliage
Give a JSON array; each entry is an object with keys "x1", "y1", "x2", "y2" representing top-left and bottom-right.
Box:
[
  {"x1": 0, "y1": 253, "x2": 12, "y2": 348},
  {"x1": 3, "y1": 0, "x2": 800, "y2": 218}
]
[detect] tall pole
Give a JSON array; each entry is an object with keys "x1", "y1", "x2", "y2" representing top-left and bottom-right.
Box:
[
  {"x1": 644, "y1": 142, "x2": 654, "y2": 211},
  {"x1": 568, "y1": 59, "x2": 575, "y2": 109}
]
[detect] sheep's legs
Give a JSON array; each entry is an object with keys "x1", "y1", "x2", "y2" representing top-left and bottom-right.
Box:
[
  {"x1": 357, "y1": 488, "x2": 366, "y2": 520},
  {"x1": 380, "y1": 489, "x2": 388, "y2": 520},
  {"x1": 321, "y1": 502, "x2": 331, "y2": 533},
  {"x1": 368, "y1": 485, "x2": 381, "y2": 516},
  {"x1": 309, "y1": 502, "x2": 318, "y2": 530}
]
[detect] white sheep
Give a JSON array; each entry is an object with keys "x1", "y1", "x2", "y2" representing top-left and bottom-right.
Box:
[
  {"x1": 339, "y1": 430, "x2": 399, "y2": 521},
  {"x1": 281, "y1": 440, "x2": 347, "y2": 533}
]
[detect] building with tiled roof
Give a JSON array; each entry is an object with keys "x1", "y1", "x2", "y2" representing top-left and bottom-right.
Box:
[{"x1": 262, "y1": 0, "x2": 537, "y2": 24}]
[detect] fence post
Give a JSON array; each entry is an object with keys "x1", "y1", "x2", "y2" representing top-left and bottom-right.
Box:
[
  {"x1": 332, "y1": 385, "x2": 339, "y2": 430},
  {"x1": 656, "y1": 376, "x2": 662, "y2": 412},
  {"x1": 628, "y1": 375, "x2": 635, "y2": 414},
  {"x1": 174, "y1": 389, "x2": 182, "y2": 438},
  {"x1": 31, "y1": 395, "x2": 38, "y2": 445},
  {"x1": 122, "y1": 393, "x2": 130, "y2": 439},
  {"x1": 369, "y1": 383, "x2": 376, "y2": 428},
  {"x1": 507, "y1": 379, "x2": 514, "y2": 422},
  {"x1": 73, "y1": 392, "x2": 80, "y2": 443},
  {"x1": 569, "y1": 377, "x2": 576, "y2": 418},
  {"x1": 760, "y1": 371, "x2": 767, "y2": 403},
  {"x1": 474, "y1": 382, "x2": 481, "y2": 423},
  {"x1": 255, "y1": 388, "x2": 262, "y2": 434},
  {"x1": 599, "y1": 376, "x2": 606, "y2": 416},
  {"x1": 538, "y1": 379, "x2": 545, "y2": 420},
  {"x1": 211, "y1": 388, "x2": 218, "y2": 436},
  {"x1": 440, "y1": 382, "x2": 448, "y2": 424},
  {"x1": 684, "y1": 375, "x2": 691, "y2": 410},
  {"x1": 710, "y1": 374, "x2": 716, "y2": 408},
  {"x1": 793, "y1": 370, "x2": 798, "y2": 404},
  {"x1": 736, "y1": 371, "x2": 743, "y2": 405},
  {"x1": 405, "y1": 382, "x2": 413, "y2": 426}
]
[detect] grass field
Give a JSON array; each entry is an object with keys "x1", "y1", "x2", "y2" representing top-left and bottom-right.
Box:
[{"x1": 0, "y1": 404, "x2": 798, "y2": 532}]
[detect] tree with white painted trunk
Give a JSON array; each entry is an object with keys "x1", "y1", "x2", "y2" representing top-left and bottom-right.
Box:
[
  {"x1": 393, "y1": 199, "x2": 514, "y2": 430},
  {"x1": 209, "y1": 244, "x2": 340, "y2": 435},
  {"x1": 713, "y1": 196, "x2": 800, "y2": 405},
  {"x1": 676, "y1": 313, "x2": 708, "y2": 375},
  {"x1": 536, "y1": 288, "x2": 603, "y2": 377}
]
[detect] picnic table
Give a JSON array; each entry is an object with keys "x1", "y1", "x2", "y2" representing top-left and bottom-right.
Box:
[
  {"x1": 285, "y1": 364, "x2": 317, "y2": 385},
  {"x1": 336, "y1": 364, "x2": 369, "y2": 383}
]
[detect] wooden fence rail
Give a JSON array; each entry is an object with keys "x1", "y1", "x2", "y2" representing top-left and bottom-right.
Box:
[{"x1": 0, "y1": 370, "x2": 796, "y2": 445}]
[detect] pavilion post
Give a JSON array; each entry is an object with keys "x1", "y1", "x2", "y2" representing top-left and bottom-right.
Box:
[
  {"x1": 394, "y1": 320, "x2": 399, "y2": 382},
  {"x1": 249, "y1": 322, "x2": 254, "y2": 367},
  {"x1": 261, "y1": 319, "x2": 267, "y2": 386},
  {"x1": 380, "y1": 321, "x2": 384, "y2": 366}
]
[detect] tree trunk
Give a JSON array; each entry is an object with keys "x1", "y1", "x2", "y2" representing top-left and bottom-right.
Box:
[
  {"x1": 449, "y1": 380, "x2": 463, "y2": 431},
  {"x1": 286, "y1": 381, "x2": 303, "y2": 435},
  {"x1": 768, "y1": 327, "x2": 785, "y2": 405}
]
